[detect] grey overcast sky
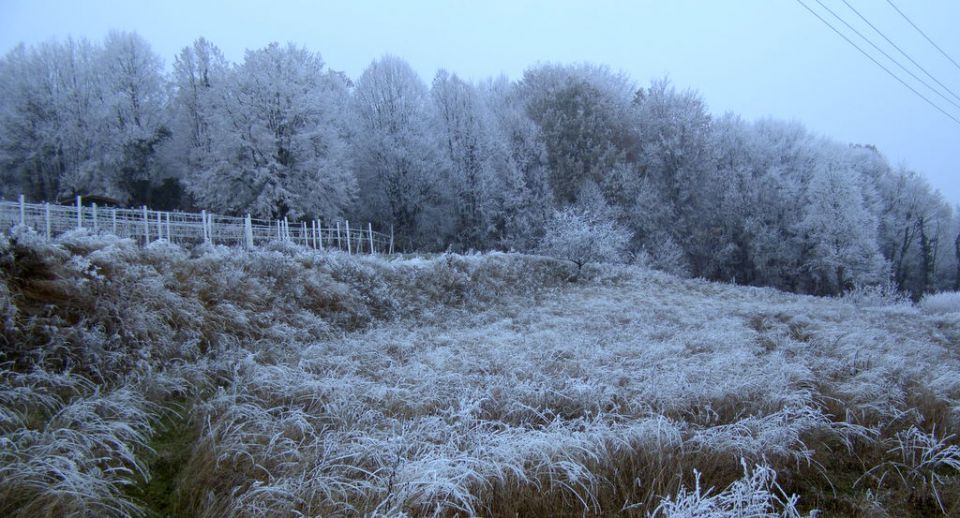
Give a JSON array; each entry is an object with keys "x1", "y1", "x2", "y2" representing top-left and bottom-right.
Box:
[{"x1": 1, "y1": 0, "x2": 958, "y2": 203}]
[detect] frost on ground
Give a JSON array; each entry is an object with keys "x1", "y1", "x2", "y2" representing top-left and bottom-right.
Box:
[{"x1": 1, "y1": 229, "x2": 960, "y2": 517}]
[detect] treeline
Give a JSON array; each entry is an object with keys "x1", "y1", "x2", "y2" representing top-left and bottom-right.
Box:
[{"x1": 0, "y1": 32, "x2": 957, "y2": 297}]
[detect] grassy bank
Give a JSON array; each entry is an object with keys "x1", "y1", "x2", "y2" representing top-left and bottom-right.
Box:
[{"x1": 1, "y1": 229, "x2": 959, "y2": 516}]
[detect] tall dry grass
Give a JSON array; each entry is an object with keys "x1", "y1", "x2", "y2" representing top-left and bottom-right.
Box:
[{"x1": 0, "y1": 227, "x2": 959, "y2": 516}]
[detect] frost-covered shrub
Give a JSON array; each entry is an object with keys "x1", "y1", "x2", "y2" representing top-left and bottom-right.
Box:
[
  {"x1": 539, "y1": 207, "x2": 632, "y2": 272},
  {"x1": 389, "y1": 252, "x2": 569, "y2": 310},
  {"x1": 842, "y1": 281, "x2": 909, "y2": 308},
  {"x1": 320, "y1": 252, "x2": 400, "y2": 323},
  {"x1": 919, "y1": 292, "x2": 960, "y2": 315},
  {"x1": 642, "y1": 232, "x2": 691, "y2": 277}
]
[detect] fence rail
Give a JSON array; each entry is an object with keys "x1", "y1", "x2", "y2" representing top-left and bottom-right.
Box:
[{"x1": 0, "y1": 195, "x2": 394, "y2": 254}]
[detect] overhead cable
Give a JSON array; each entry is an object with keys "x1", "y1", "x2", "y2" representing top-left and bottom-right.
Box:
[
  {"x1": 814, "y1": 0, "x2": 960, "y2": 111},
  {"x1": 840, "y1": 0, "x2": 960, "y2": 104},
  {"x1": 885, "y1": 0, "x2": 960, "y2": 73},
  {"x1": 794, "y1": 0, "x2": 960, "y2": 127}
]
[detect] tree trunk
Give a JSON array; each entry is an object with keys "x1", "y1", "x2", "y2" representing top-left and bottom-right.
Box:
[
  {"x1": 954, "y1": 231, "x2": 960, "y2": 291},
  {"x1": 836, "y1": 265, "x2": 846, "y2": 296},
  {"x1": 918, "y1": 216, "x2": 933, "y2": 295},
  {"x1": 895, "y1": 223, "x2": 914, "y2": 290}
]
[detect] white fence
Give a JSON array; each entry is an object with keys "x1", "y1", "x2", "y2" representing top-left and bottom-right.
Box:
[{"x1": 0, "y1": 195, "x2": 394, "y2": 254}]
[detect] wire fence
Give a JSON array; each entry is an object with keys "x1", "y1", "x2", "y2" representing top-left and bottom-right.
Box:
[{"x1": 0, "y1": 195, "x2": 394, "y2": 254}]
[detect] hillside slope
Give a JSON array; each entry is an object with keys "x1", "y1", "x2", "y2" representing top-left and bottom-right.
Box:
[{"x1": 1, "y1": 229, "x2": 959, "y2": 517}]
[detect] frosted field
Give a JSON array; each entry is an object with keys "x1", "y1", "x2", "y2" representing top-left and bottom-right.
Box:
[{"x1": 2, "y1": 230, "x2": 960, "y2": 517}]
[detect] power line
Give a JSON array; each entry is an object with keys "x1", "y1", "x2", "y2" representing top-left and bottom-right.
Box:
[
  {"x1": 813, "y1": 0, "x2": 960, "y2": 111},
  {"x1": 793, "y1": 0, "x2": 960, "y2": 127},
  {"x1": 840, "y1": 0, "x2": 960, "y2": 104},
  {"x1": 885, "y1": 0, "x2": 960, "y2": 73}
]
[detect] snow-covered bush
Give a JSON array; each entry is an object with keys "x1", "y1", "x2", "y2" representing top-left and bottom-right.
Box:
[
  {"x1": 640, "y1": 231, "x2": 691, "y2": 277},
  {"x1": 919, "y1": 292, "x2": 960, "y2": 315},
  {"x1": 842, "y1": 281, "x2": 909, "y2": 308},
  {"x1": 539, "y1": 207, "x2": 632, "y2": 272}
]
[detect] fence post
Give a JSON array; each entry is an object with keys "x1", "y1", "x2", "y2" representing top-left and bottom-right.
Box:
[
  {"x1": 389, "y1": 225, "x2": 394, "y2": 255},
  {"x1": 317, "y1": 220, "x2": 324, "y2": 251},
  {"x1": 202, "y1": 210, "x2": 209, "y2": 243},
  {"x1": 77, "y1": 196, "x2": 83, "y2": 230},
  {"x1": 143, "y1": 206, "x2": 149, "y2": 242},
  {"x1": 112, "y1": 209, "x2": 117, "y2": 235},
  {"x1": 18, "y1": 194, "x2": 25, "y2": 226},
  {"x1": 207, "y1": 213, "x2": 214, "y2": 244},
  {"x1": 244, "y1": 214, "x2": 254, "y2": 249},
  {"x1": 92, "y1": 203, "x2": 98, "y2": 232},
  {"x1": 44, "y1": 202, "x2": 51, "y2": 239},
  {"x1": 368, "y1": 223, "x2": 375, "y2": 254},
  {"x1": 336, "y1": 221, "x2": 341, "y2": 250},
  {"x1": 345, "y1": 220, "x2": 352, "y2": 254}
]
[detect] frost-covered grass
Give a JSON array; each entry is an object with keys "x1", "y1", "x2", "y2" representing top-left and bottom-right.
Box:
[
  {"x1": 1, "y1": 229, "x2": 960, "y2": 516},
  {"x1": 649, "y1": 460, "x2": 804, "y2": 518}
]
